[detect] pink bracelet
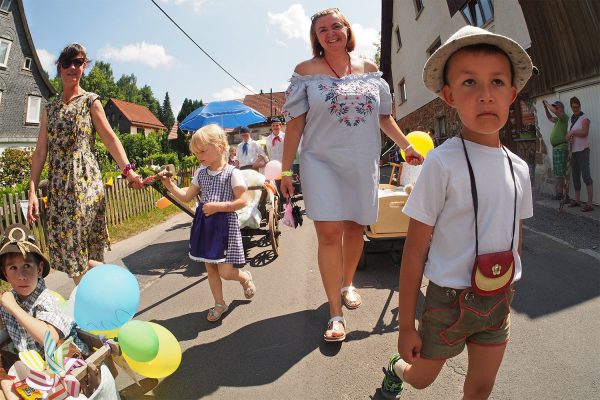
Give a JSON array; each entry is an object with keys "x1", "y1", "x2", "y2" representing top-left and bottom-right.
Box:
[{"x1": 226, "y1": 201, "x2": 232, "y2": 210}]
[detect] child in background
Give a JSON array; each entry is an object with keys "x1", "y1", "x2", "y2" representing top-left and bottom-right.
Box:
[
  {"x1": 0, "y1": 224, "x2": 88, "y2": 399},
  {"x1": 228, "y1": 146, "x2": 238, "y2": 167},
  {"x1": 381, "y1": 26, "x2": 533, "y2": 399},
  {"x1": 159, "y1": 124, "x2": 256, "y2": 322}
]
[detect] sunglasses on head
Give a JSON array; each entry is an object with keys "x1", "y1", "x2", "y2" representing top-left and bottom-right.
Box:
[
  {"x1": 311, "y1": 7, "x2": 339, "y2": 21},
  {"x1": 60, "y1": 58, "x2": 85, "y2": 69}
]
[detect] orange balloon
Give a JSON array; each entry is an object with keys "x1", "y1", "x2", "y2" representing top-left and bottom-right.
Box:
[{"x1": 156, "y1": 197, "x2": 172, "y2": 209}]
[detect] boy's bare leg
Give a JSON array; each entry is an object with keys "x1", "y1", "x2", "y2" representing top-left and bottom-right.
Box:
[
  {"x1": 463, "y1": 342, "x2": 507, "y2": 400},
  {"x1": 401, "y1": 358, "x2": 446, "y2": 390}
]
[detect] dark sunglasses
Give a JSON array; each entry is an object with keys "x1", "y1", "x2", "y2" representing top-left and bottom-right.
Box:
[
  {"x1": 60, "y1": 58, "x2": 85, "y2": 69},
  {"x1": 311, "y1": 8, "x2": 339, "y2": 21}
]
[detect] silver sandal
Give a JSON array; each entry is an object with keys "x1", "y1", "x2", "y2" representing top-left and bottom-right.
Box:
[
  {"x1": 241, "y1": 271, "x2": 256, "y2": 299},
  {"x1": 207, "y1": 303, "x2": 229, "y2": 322}
]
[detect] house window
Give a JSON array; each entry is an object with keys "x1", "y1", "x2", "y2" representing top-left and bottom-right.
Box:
[
  {"x1": 414, "y1": 0, "x2": 424, "y2": 15},
  {"x1": 0, "y1": 0, "x2": 11, "y2": 12},
  {"x1": 0, "y1": 39, "x2": 12, "y2": 67},
  {"x1": 0, "y1": 91, "x2": 3, "y2": 108},
  {"x1": 461, "y1": 0, "x2": 494, "y2": 27},
  {"x1": 395, "y1": 26, "x2": 402, "y2": 51},
  {"x1": 427, "y1": 37, "x2": 442, "y2": 57},
  {"x1": 436, "y1": 116, "x2": 446, "y2": 138},
  {"x1": 26, "y1": 95, "x2": 41, "y2": 124},
  {"x1": 23, "y1": 57, "x2": 32, "y2": 70},
  {"x1": 398, "y1": 79, "x2": 407, "y2": 104}
]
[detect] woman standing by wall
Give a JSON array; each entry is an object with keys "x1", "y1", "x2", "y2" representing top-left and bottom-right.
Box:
[{"x1": 567, "y1": 96, "x2": 593, "y2": 211}]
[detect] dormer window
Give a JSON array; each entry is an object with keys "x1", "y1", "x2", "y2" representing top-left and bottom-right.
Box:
[
  {"x1": 26, "y1": 95, "x2": 41, "y2": 124},
  {"x1": 23, "y1": 57, "x2": 32, "y2": 71}
]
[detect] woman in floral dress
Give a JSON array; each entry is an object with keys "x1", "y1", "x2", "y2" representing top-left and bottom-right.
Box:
[
  {"x1": 28, "y1": 44, "x2": 143, "y2": 284},
  {"x1": 280, "y1": 8, "x2": 423, "y2": 342}
]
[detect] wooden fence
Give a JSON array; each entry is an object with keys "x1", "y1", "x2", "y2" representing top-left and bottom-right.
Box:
[{"x1": 0, "y1": 167, "x2": 195, "y2": 251}]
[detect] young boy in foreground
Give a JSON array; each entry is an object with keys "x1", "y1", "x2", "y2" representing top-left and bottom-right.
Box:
[{"x1": 381, "y1": 26, "x2": 534, "y2": 399}]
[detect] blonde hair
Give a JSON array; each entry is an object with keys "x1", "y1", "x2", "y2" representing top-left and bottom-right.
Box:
[
  {"x1": 189, "y1": 124, "x2": 229, "y2": 161},
  {"x1": 310, "y1": 8, "x2": 355, "y2": 57}
]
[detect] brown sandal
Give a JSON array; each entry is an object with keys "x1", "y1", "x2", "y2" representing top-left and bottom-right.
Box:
[{"x1": 581, "y1": 204, "x2": 594, "y2": 212}]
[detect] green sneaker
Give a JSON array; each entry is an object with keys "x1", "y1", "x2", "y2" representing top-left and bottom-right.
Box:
[{"x1": 381, "y1": 353, "x2": 404, "y2": 399}]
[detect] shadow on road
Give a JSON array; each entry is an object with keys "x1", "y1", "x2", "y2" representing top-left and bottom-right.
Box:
[
  {"x1": 512, "y1": 230, "x2": 600, "y2": 318},
  {"x1": 151, "y1": 304, "x2": 334, "y2": 398}
]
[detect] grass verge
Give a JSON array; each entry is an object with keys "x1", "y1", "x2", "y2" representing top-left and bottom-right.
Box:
[{"x1": 108, "y1": 204, "x2": 188, "y2": 243}]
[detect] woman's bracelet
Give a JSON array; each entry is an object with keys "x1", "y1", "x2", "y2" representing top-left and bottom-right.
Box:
[
  {"x1": 281, "y1": 170, "x2": 293, "y2": 177},
  {"x1": 121, "y1": 163, "x2": 136, "y2": 178},
  {"x1": 403, "y1": 144, "x2": 414, "y2": 152}
]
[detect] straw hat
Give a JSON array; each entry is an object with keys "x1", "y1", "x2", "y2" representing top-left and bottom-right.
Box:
[
  {"x1": 0, "y1": 224, "x2": 50, "y2": 280},
  {"x1": 423, "y1": 25, "x2": 533, "y2": 95}
]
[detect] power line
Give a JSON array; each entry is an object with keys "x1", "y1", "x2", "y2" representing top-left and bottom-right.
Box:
[{"x1": 150, "y1": 0, "x2": 256, "y2": 95}]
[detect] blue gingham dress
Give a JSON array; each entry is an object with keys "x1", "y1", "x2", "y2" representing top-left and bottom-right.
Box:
[{"x1": 190, "y1": 165, "x2": 245, "y2": 264}]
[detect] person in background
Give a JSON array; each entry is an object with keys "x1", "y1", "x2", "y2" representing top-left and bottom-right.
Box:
[
  {"x1": 542, "y1": 99, "x2": 569, "y2": 200},
  {"x1": 236, "y1": 126, "x2": 268, "y2": 170},
  {"x1": 266, "y1": 119, "x2": 286, "y2": 162},
  {"x1": 27, "y1": 43, "x2": 143, "y2": 285},
  {"x1": 228, "y1": 145, "x2": 238, "y2": 167},
  {"x1": 280, "y1": 8, "x2": 423, "y2": 342},
  {"x1": 566, "y1": 96, "x2": 593, "y2": 211}
]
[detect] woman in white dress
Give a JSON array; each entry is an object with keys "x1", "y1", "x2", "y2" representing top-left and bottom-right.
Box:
[{"x1": 280, "y1": 8, "x2": 423, "y2": 342}]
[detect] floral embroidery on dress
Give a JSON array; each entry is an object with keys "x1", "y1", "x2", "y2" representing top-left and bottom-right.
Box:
[{"x1": 318, "y1": 79, "x2": 378, "y2": 126}]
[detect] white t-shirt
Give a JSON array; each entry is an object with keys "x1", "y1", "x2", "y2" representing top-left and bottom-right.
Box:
[
  {"x1": 191, "y1": 166, "x2": 247, "y2": 189},
  {"x1": 236, "y1": 140, "x2": 267, "y2": 167},
  {"x1": 569, "y1": 114, "x2": 590, "y2": 153},
  {"x1": 403, "y1": 137, "x2": 533, "y2": 289},
  {"x1": 266, "y1": 132, "x2": 285, "y2": 162}
]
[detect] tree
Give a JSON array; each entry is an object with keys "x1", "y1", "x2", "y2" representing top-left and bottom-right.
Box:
[
  {"x1": 116, "y1": 74, "x2": 139, "y2": 103},
  {"x1": 160, "y1": 92, "x2": 175, "y2": 131},
  {"x1": 139, "y1": 85, "x2": 161, "y2": 119},
  {"x1": 373, "y1": 33, "x2": 381, "y2": 68},
  {"x1": 81, "y1": 61, "x2": 118, "y2": 103}
]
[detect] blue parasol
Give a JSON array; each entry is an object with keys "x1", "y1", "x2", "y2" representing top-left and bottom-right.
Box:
[{"x1": 179, "y1": 100, "x2": 266, "y2": 131}]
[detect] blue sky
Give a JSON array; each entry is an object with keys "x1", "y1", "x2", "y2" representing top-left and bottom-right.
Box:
[{"x1": 23, "y1": 0, "x2": 381, "y2": 115}]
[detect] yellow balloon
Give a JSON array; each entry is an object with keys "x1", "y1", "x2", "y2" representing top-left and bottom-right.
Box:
[
  {"x1": 49, "y1": 290, "x2": 65, "y2": 305},
  {"x1": 90, "y1": 328, "x2": 120, "y2": 339},
  {"x1": 122, "y1": 322, "x2": 181, "y2": 378},
  {"x1": 400, "y1": 131, "x2": 435, "y2": 160}
]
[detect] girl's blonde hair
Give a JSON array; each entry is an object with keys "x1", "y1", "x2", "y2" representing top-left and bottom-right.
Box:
[{"x1": 189, "y1": 124, "x2": 229, "y2": 160}]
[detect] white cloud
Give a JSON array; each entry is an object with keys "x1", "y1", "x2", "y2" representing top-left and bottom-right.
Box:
[
  {"x1": 350, "y1": 23, "x2": 378, "y2": 60},
  {"x1": 268, "y1": 4, "x2": 311, "y2": 43},
  {"x1": 158, "y1": 0, "x2": 210, "y2": 13},
  {"x1": 211, "y1": 85, "x2": 256, "y2": 101},
  {"x1": 98, "y1": 42, "x2": 174, "y2": 68},
  {"x1": 36, "y1": 49, "x2": 55, "y2": 74}
]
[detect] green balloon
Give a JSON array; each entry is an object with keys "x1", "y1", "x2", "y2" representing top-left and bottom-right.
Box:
[{"x1": 118, "y1": 320, "x2": 159, "y2": 362}]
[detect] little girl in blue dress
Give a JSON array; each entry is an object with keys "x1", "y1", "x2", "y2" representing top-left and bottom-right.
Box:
[{"x1": 159, "y1": 124, "x2": 256, "y2": 322}]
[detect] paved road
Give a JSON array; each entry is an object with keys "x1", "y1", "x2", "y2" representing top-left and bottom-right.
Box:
[{"x1": 47, "y1": 200, "x2": 600, "y2": 399}]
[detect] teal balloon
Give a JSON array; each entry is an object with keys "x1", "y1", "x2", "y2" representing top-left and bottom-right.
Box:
[
  {"x1": 74, "y1": 264, "x2": 140, "y2": 331},
  {"x1": 118, "y1": 320, "x2": 159, "y2": 362}
]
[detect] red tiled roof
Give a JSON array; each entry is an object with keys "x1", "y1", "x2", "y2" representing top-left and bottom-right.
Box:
[
  {"x1": 242, "y1": 92, "x2": 286, "y2": 119},
  {"x1": 109, "y1": 98, "x2": 166, "y2": 130},
  {"x1": 168, "y1": 121, "x2": 178, "y2": 140}
]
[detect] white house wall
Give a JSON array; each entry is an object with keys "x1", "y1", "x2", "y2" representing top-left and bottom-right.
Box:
[{"x1": 391, "y1": 0, "x2": 531, "y2": 120}]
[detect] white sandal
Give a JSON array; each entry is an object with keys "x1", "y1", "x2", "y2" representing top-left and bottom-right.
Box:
[
  {"x1": 324, "y1": 316, "x2": 346, "y2": 342},
  {"x1": 341, "y1": 285, "x2": 362, "y2": 309},
  {"x1": 207, "y1": 303, "x2": 229, "y2": 322},
  {"x1": 241, "y1": 271, "x2": 256, "y2": 299}
]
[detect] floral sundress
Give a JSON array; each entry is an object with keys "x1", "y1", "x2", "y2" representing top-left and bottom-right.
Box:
[{"x1": 45, "y1": 92, "x2": 108, "y2": 277}]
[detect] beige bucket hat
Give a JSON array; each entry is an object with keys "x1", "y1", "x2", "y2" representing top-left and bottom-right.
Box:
[
  {"x1": 0, "y1": 223, "x2": 50, "y2": 280},
  {"x1": 423, "y1": 25, "x2": 533, "y2": 95}
]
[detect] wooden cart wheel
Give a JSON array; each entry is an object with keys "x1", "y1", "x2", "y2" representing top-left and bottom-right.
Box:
[{"x1": 269, "y1": 197, "x2": 280, "y2": 257}]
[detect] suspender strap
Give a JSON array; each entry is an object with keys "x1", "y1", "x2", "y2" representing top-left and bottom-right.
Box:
[{"x1": 459, "y1": 136, "x2": 517, "y2": 255}]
